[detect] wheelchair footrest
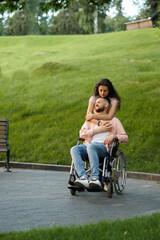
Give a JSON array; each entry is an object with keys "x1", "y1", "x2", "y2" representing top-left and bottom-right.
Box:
[
  {"x1": 86, "y1": 186, "x2": 102, "y2": 192},
  {"x1": 68, "y1": 183, "x2": 84, "y2": 192}
]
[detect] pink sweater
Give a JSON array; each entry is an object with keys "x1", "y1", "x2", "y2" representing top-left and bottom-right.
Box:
[{"x1": 80, "y1": 117, "x2": 128, "y2": 151}]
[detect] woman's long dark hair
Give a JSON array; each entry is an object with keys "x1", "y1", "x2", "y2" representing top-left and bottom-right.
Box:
[{"x1": 94, "y1": 78, "x2": 121, "y2": 110}]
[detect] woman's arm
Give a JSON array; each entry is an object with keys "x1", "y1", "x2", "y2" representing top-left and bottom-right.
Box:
[
  {"x1": 87, "y1": 100, "x2": 95, "y2": 114},
  {"x1": 86, "y1": 102, "x2": 119, "y2": 121}
]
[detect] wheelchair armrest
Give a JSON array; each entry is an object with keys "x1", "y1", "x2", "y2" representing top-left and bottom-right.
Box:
[
  {"x1": 110, "y1": 138, "x2": 119, "y2": 157},
  {"x1": 77, "y1": 137, "x2": 85, "y2": 145},
  {"x1": 77, "y1": 137, "x2": 85, "y2": 142}
]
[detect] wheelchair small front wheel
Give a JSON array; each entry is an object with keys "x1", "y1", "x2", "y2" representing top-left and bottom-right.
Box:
[
  {"x1": 106, "y1": 180, "x2": 113, "y2": 198},
  {"x1": 70, "y1": 188, "x2": 76, "y2": 196}
]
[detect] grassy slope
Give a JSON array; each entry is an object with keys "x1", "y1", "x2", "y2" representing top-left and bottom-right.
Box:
[
  {"x1": 0, "y1": 213, "x2": 160, "y2": 240},
  {"x1": 0, "y1": 28, "x2": 160, "y2": 173}
]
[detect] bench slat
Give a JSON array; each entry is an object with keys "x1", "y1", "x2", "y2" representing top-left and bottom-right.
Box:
[
  {"x1": 0, "y1": 126, "x2": 7, "y2": 130},
  {"x1": 0, "y1": 143, "x2": 8, "y2": 149},
  {"x1": 0, "y1": 131, "x2": 7, "y2": 134},
  {"x1": 0, "y1": 135, "x2": 7, "y2": 139},
  {"x1": 0, "y1": 148, "x2": 8, "y2": 152},
  {"x1": 0, "y1": 139, "x2": 6, "y2": 143},
  {"x1": 0, "y1": 122, "x2": 7, "y2": 126},
  {"x1": 0, "y1": 144, "x2": 7, "y2": 147},
  {"x1": 0, "y1": 142, "x2": 7, "y2": 145}
]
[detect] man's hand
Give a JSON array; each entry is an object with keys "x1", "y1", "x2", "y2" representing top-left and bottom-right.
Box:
[
  {"x1": 104, "y1": 134, "x2": 117, "y2": 145},
  {"x1": 93, "y1": 125, "x2": 109, "y2": 135}
]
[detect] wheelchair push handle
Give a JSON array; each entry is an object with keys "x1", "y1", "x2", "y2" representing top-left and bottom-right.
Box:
[{"x1": 113, "y1": 138, "x2": 118, "y2": 143}]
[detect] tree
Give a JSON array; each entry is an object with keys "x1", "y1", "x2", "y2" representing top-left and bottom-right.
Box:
[
  {"x1": 0, "y1": 0, "x2": 26, "y2": 14},
  {"x1": 50, "y1": 1, "x2": 81, "y2": 34},
  {"x1": 5, "y1": 0, "x2": 50, "y2": 35},
  {"x1": 105, "y1": 14, "x2": 130, "y2": 32},
  {"x1": 0, "y1": 0, "x2": 112, "y2": 35},
  {"x1": 111, "y1": 0, "x2": 123, "y2": 15},
  {"x1": 0, "y1": 14, "x2": 4, "y2": 35},
  {"x1": 38, "y1": 13, "x2": 49, "y2": 35},
  {"x1": 97, "y1": 4, "x2": 108, "y2": 33},
  {"x1": 24, "y1": 0, "x2": 41, "y2": 34},
  {"x1": 105, "y1": 0, "x2": 130, "y2": 32},
  {"x1": 135, "y1": 0, "x2": 160, "y2": 27},
  {"x1": 50, "y1": 0, "x2": 107, "y2": 35},
  {"x1": 6, "y1": 10, "x2": 28, "y2": 35},
  {"x1": 38, "y1": 1, "x2": 50, "y2": 35},
  {"x1": 78, "y1": 0, "x2": 95, "y2": 34}
]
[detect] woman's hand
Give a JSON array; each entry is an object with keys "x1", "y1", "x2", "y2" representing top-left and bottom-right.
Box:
[
  {"x1": 86, "y1": 113, "x2": 95, "y2": 121},
  {"x1": 104, "y1": 134, "x2": 117, "y2": 145},
  {"x1": 99, "y1": 121, "x2": 112, "y2": 131}
]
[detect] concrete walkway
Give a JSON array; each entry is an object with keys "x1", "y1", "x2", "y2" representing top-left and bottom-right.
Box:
[{"x1": 0, "y1": 168, "x2": 160, "y2": 232}]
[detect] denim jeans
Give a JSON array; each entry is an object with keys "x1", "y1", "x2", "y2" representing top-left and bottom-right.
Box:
[{"x1": 70, "y1": 143, "x2": 109, "y2": 180}]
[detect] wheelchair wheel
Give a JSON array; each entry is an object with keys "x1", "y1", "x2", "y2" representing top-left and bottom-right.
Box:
[{"x1": 113, "y1": 150, "x2": 127, "y2": 194}]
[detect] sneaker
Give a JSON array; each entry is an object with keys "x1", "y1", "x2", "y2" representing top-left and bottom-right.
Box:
[
  {"x1": 75, "y1": 176, "x2": 89, "y2": 188},
  {"x1": 89, "y1": 179, "x2": 101, "y2": 188}
]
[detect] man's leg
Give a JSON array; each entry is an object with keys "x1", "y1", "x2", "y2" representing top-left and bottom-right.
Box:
[
  {"x1": 87, "y1": 143, "x2": 108, "y2": 186},
  {"x1": 70, "y1": 144, "x2": 89, "y2": 188}
]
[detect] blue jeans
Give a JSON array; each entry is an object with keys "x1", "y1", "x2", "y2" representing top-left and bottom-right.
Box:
[{"x1": 70, "y1": 143, "x2": 109, "y2": 180}]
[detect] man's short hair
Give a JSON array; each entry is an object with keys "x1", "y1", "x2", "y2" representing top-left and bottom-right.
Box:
[
  {"x1": 104, "y1": 96, "x2": 111, "y2": 105},
  {"x1": 97, "y1": 97, "x2": 111, "y2": 113},
  {"x1": 97, "y1": 96, "x2": 111, "y2": 105}
]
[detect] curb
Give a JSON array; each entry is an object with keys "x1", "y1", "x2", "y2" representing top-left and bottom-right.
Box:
[
  {"x1": 0, "y1": 161, "x2": 160, "y2": 181},
  {"x1": 0, "y1": 161, "x2": 70, "y2": 172}
]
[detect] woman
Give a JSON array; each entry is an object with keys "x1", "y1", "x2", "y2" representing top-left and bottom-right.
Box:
[{"x1": 86, "y1": 79, "x2": 120, "y2": 123}]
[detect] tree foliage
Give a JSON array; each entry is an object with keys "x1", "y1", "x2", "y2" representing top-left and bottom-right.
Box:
[
  {"x1": 6, "y1": 10, "x2": 28, "y2": 35},
  {"x1": 0, "y1": 0, "x2": 112, "y2": 14},
  {"x1": 135, "y1": 0, "x2": 160, "y2": 27},
  {"x1": 2, "y1": 0, "x2": 158, "y2": 35},
  {"x1": 0, "y1": 0, "x2": 26, "y2": 14},
  {"x1": 49, "y1": 0, "x2": 107, "y2": 34},
  {"x1": 105, "y1": 0, "x2": 130, "y2": 32},
  {"x1": 50, "y1": 1, "x2": 82, "y2": 34},
  {"x1": 105, "y1": 14, "x2": 130, "y2": 32},
  {"x1": 111, "y1": 0, "x2": 123, "y2": 15}
]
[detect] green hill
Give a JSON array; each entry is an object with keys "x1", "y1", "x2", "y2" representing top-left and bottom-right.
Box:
[{"x1": 0, "y1": 28, "x2": 159, "y2": 173}]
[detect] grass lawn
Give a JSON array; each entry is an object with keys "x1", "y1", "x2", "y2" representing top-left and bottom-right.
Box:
[
  {"x1": 0, "y1": 28, "x2": 160, "y2": 173},
  {"x1": 0, "y1": 213, "x2": 160, "y2": 240}
]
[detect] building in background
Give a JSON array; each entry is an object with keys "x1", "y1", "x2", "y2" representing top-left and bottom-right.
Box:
[{"x1": 125, "y1": 17, "x2": 153, "y2": 30}]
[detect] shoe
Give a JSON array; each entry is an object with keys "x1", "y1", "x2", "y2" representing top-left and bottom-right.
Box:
[
  {"x1": 75, "y1": 176, "x2": 89, "y2": 188},
  {"x1": 89, "y1": 179, "x2": 101, "y2": 188}
]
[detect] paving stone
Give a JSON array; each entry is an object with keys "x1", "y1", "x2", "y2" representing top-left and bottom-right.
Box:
[{"x1": 0, "y1": 168, "x2": 160, "y2": 232}]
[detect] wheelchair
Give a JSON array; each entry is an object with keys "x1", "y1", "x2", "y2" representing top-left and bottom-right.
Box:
[{"x1": 68, "y1": 138, "x2": 127, "y2": 198}]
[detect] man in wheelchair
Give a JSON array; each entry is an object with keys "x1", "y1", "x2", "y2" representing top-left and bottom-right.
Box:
[{"x1": 70, "y1": 97, "x2": 128, "y2": 189}]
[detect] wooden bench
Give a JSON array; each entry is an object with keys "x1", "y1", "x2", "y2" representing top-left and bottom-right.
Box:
[{"x1": 0, "y1": 119, "x2": 10, "y2": 171}]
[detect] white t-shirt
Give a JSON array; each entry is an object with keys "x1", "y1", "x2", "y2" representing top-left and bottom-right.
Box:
[{"x1": 91, "y1": 124, "x2": 109, "y2": 144}]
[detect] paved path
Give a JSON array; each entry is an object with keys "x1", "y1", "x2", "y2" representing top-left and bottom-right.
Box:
[{"x1": 0, "y1": 168, "x2": 160, "y2": 232}]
